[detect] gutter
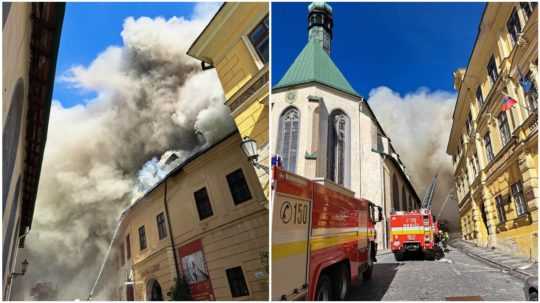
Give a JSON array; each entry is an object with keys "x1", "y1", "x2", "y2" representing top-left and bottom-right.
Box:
[{"x1": 163, "y1": 179, "x2": 182, "y2": 283}]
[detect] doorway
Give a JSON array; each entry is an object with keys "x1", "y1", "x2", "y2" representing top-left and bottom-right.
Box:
[{"x1": 147, "y1": 279, "x2": 163, "y2": 301}]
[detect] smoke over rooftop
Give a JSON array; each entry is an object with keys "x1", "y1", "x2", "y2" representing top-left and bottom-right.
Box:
[
  {"x1": 12, "y1": 3, "x2": 236, "y2": 299},
  {"x1": 368, "y1": 86, "x2": 459, "y2": 231}
]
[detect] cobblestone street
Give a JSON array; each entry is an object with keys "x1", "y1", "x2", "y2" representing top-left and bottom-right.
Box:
[{"x1": 347, "y1": 246, "x2": 526, "y2": 301}]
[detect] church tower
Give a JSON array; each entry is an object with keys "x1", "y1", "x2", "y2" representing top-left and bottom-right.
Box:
[
  {"x1": 307, "y1": 2, "x2": 333, "y2": 54},
  {"x1": 272, "y1": 2, "x2": 422, "y2": 251}
]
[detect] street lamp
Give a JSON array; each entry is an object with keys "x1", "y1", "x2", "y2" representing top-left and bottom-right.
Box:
[
  {"x1": 240, "y1": 136, "x2": 269, "y2": 174},
  {"x1": 12, "y1": 259, "x2": 28, "y2": 276},
  {"x1": 8, "y1": 258, "x2": 29, "y2": 285}
]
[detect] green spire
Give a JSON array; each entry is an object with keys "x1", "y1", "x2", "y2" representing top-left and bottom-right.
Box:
[{"x1": 273, "y1": 40, "x2": 360, "y2": 98}]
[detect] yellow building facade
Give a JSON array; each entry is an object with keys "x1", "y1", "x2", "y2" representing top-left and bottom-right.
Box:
[
  {"x1": 93, "y1": 132, "x2": 268, "y2": 301},
  {"x1": 447, "y1": 2, "x2": 538, "y2": 260},
  {"x1": 187, "y1": 3, "x2": 269, "y2": 200}
]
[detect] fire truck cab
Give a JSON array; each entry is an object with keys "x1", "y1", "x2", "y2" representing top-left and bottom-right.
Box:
[
  {"x1": 389, "y1": 209, "x2": 442, "y2": 261},
  {"x1": 272, "y1": 166, "x2": 384, "y2": 300}
]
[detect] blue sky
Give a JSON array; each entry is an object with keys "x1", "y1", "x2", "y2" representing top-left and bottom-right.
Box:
[
  {"x1": 53, "y1": 2, "x2": 199, "y2": 107},
  {"x1": 271, "y1": 2, "x2": 485, "y2": 96}
]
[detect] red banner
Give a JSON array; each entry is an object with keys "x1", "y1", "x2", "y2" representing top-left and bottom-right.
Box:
[{"x1": 178, "y1": 239, "x2": 215, "y2": 300}]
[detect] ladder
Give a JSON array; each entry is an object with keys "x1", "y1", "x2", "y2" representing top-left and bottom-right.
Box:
[{"x1": 421, "y1": 175, "x2": 438, "y2": 210}]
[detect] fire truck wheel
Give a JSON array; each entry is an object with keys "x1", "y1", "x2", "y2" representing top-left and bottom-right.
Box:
[
  {"x1": 394, "y1": 252, "x2": 404, "y2": 261},
  {"x1": 424, "y1": 250, "x2": 435, "y2": 260},
  {"x1": 363, "y1": 244, "x2": 374, "y2": 280},
  {"x1": 334, "y1": 264, "x2": 350, "y2": 300},
  {"x1": 315, "y1": 274, "x2": 332, "y2": 301}
]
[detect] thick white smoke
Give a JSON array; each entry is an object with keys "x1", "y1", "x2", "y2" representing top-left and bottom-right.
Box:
[
  {"x1": 12, "y1": 3, "x2": 236, "y2": 300},
  {"x1": 367, "y1": 86, "x2": 460, "y2": 231}
]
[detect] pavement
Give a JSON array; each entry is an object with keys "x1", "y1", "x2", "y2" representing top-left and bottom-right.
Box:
[
  {"x1": 449, "y1": 238, "x2": 538, "y2": 281},
  {"x1": 349, "y1": 246, "x2": 526, "y2": 300}
]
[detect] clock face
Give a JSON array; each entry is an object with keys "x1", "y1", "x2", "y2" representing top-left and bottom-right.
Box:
[{"x1": 286, "y1": 91, "x2": 296, "y2": 104}]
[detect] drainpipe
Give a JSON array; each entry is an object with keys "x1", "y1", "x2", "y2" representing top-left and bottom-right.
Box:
[{"x1": 163, "y1": 179, "x2": 181, "y2": 282}]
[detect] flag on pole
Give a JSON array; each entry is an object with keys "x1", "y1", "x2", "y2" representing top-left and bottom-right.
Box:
[
  {"x1": 518, "y1": 69, "x2": 533, "y2": 93},
  {"x1": 501, "y1": 95, "x2": 518, "y2": 111}
]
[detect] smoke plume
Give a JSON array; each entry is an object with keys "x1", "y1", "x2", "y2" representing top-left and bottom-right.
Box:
[
  {"x1": 12, "y1": 4, "x2": 236, "y2": 300},
  {"x1": 367, "y1": 86, "x2": 460, "y2": 231}
]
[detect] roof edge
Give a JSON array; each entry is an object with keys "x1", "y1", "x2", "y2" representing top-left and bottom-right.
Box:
[{"x1": 273, "y1": 80, "x2": 362, "y2": 99}]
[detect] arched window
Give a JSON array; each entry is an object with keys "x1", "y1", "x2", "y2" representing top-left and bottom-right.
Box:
[
  {"x1": 402, "y1": 186, "x2": 407, "y2": 211},
  {"x1": 278, "y1": 107, "x2": 300, "y2": 172},
  {"x1": 392, "y1": 175, "x2": 399, "y2": 211},
  {"x1": 3, "y1": 79, "x2": 24, "y2": 212},
  {"x1": 327, "y1": 110, "x2": 350, "y2": 186},
  {"x1": 312, "y1": 107, "x2": 321, "y2": 176}
]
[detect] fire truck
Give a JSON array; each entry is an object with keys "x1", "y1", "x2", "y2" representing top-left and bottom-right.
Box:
[
  {"x1": 389, "y1": 175, "x2": 443, "y2": 261},
  {"x1": 389, "y1": 209, "x2": 442, "y2": 261},
  {"x1": 272, "y1": 166, "x2": 384, "y2": 300}
]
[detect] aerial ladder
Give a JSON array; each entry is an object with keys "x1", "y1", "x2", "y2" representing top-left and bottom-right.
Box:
[{"x1": 421, "y1": 174, "x2": 438, "y2": 210}]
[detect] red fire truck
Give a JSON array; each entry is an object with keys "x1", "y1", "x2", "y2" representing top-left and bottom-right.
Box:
[
  {"x1": 272, "y1": 166, "x2": 384, "y2": 300},
  {"x1": 389, "y1": 209, "x2": 442, "y2": 261}
]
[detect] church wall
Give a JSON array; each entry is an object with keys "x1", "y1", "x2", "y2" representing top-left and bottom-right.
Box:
[{"x1": 271, "y1": 84, "x2": 390, "y2": 249}]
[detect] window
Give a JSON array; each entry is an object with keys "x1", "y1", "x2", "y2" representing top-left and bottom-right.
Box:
[
  {"x1": 495, "y1": 195, "x2": 507, "y2": 223},
  {"x1": 520, "y1": 2, "x2": 535, "y2": 19},
  {"x1": 498, "y1": 111, "x2": 511, "y2": 146},
  {"x1": 480, "y1": 203, "x2": 490, "y2": 235},
  {"x1": 194, "y1": 187, "x2": 213, "y2": 220},
  {"x1": 138, "y1": 226, "x2": 147, "y2": 251},
  {"x1": 401, "y1": 186, "x2": 407, "y2": 211},
  {"x1": 156, "y1": 212, "x2": 167, "y2": 240},
  {"x1": 465, "y1": 112, "x2": 473, "y2": 135},
  {"x1": 126, "y1": 234, "x2": 131, "y2": 260},
  {"x1": 248, "y1": 15, "x2": 268, "y2": 64},
  {"x1": 507, "y1": 8, "x2": 522, "y2": 46},
  {"x1": 476, "y1": 86, "x2": 484, "y2": 109},
  {"x1": 487, "y1": 56, "x2": 499, "y2": 86},
  {"x1": 470, "y1": 158, "x2": 477, "y2": 177},
  {"x1": 484, "y1": 132, "x2": 494, "y2": 162},
  {"x1": 226, "y1": 266, "x2": 249, "y2": 297},
  {"x1": 512, "y1": 181, "x2": 527, "y2": 216},
  {"x1": 392, "y1": 175, "x2": 399, "y2": 211},
  {"x1": 226, "y1": 169, "x2": 252, "y2": 205},
  {"x1": 120, "y1": 243, "x2": 125, "y2": 266},
  {"x1": 327, "y1": 110, "x2": 350, "y2": 185},
  {"x1": 278, "y1": 107, "x2": 300, "y2": 172},
  {"x1": 473, "y1": 152, "x2": 481, "y2": 175}
]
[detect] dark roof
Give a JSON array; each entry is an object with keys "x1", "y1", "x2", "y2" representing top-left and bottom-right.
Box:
[
  {"x1": 20, "y1": 3, "x2": 65, "y2": 235},
  {"x1": 122, "y1": 130, "x2": 239, "y2": 215}
]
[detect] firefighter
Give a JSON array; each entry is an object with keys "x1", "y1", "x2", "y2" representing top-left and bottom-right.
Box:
[{"x1": 442, "y1": 231, "x2": 449, "y2": 251}]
